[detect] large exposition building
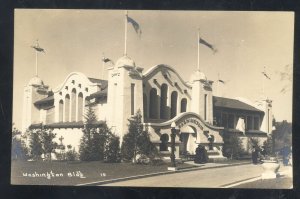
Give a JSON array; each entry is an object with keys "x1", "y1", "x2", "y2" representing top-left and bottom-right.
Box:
[{"x1": 22, "y1": 55, "x2": 273, "y2": 159}]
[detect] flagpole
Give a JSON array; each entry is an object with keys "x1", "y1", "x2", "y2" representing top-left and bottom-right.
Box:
[
  {"x1": 124, "y1": 10, "x2": 128, "y2": 56},
  {"x1": 217, "y1": 73, "x2": 220, "y2": 96},
  {"x1": 262, "y1": 66, "x2": 265, "y2": 99},
  {"x1": 197, "y1": 29, "x2": 200, "y2": 71},
  {"x1": 102, "y1": 53, "x2": 105, "y2": 79},
  {"x1": 35, "y1": 40, "x2": 38, "y2": 77}
]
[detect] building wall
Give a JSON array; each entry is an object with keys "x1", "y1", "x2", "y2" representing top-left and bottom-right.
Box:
[
  {"x1": 22, "y1": 85, "x2": 48, "y2": 132},
  {"x1": 143, "y1": 65, "x2": 192, "y2": 121},
  {"x1": 53, "y1": 72, "x2": 101, "y2": 123},
  {"x1": 96, "y1": 100, "x2": 108, "y2": 121},
  {"x1": 46, "y1": 107, "x2": 55, "y2": 124},
  {"x1": 190, "y1": 76, "x2": 214, "y2": 124},
  {"x1": 53, "y1": 128, "x2": 83, "y2": 152},
  {"x1": 107, "y1": 57, "x2": 144, "y2": 144}
]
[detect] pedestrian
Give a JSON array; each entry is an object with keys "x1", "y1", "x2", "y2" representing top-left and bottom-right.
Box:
[
  {"x1": 282, "y1": 144, "x2": 290, "y2": 166},
  {"x1": 251, "y1": 146, "x2": 258, "y2": 164}
]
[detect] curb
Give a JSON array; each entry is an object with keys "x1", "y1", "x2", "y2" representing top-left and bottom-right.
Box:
[
  {"x1": 220, "y1": 176, "x2": 261, "y2": 188},
  {"x1": 77, "y1": 162, "x2": 251, "y2": 186}
]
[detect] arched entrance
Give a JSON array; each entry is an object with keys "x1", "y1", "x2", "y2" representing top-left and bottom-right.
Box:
[{"x1": 179, "y1": 125, "x2": 197, "y2": 155}]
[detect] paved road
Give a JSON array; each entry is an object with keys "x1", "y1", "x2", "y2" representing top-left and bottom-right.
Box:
[{"x1": 102, "y1": 164, "x2": 265, "y2": 188}]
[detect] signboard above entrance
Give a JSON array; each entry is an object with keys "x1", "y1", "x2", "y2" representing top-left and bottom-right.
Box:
[{"x1": 177, "y1": 117, "x2": 204, "y2": 130}]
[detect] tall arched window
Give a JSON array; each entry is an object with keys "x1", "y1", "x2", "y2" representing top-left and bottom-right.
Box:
[
  {"x1": 71, "y1": 88, "x2": 77, "y2": 121},
  {"x1": 171, "y1": 91, "x2": 178, "y2": 118},
  {"x1": 59, "y1": 100, "x2": 64, "y2": 122},
  {"x1": 160, "y1": 84, "x2": 168, "y2": 119},
  {"x1": 181, "y1": 98, "x2": 187, "y2": 113},
  {"x1": 65, "y1": 94, "x2": 70, "y2": 122},
  {"x1": 143, "y1": 93, "x2": 148, "y2": 119},
  {"x1": 149, "y1": 88, "x2": 158, "y2": 119},
  {"x1": 77, "y1": 93, "x2": 83, "y2": 121}
]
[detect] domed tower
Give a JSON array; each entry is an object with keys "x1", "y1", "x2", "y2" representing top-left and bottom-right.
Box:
[
  {"x1": 107, "y1": 56, "x2": 144, "y2": 142},
  {"x1": 22, "y1": 76, "x2": 49, "y2": 132},
  {"x1": 190, "y1": 70, "x2": 214, "y2": 124}
]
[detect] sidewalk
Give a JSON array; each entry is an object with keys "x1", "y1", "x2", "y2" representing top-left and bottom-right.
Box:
[
  {"x1": 77, "y1": 160, "x2": 251, "y2": 186},
  {"x1": 222, "y1": 163, "x2": 293, "y2": 189}
]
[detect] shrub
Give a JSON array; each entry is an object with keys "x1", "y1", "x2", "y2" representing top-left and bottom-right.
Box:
[
  {"x1": 66, "y1": 148, "x2": 78, "y2": 161},
  {"x1": 11, "y1": 125, "x2": 29, "y2": 160},
  {"x1": 79, "y1": 106, "x2": 109, "y2": 161},
  {"x1": 121, "y1": 110, "x2": 157, "y2": 163},
  {"x1": 263, "y1": 136, "x2": 273, "y2": 155},
  {"x1": 11, "y1": 137, "x2": 28, "y2": 161},
  {"x1": 104, "y1": 135, "x2": 121, "y2": 163},
  {"x1": 28, "y1": 129, "x2": 43, "y2": 160},
  {"x1": 222, "y1": 132, "x2": 243, "y2": 159},
  {"x1": 249, "y1": 137, "x2": 260, "y2": 149},
  {"x1": 41, "y1": 129, "x2": 57, "y2": 161}
]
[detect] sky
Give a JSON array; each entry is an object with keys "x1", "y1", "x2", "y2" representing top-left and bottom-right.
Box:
[{"x1": 13, "y1": 9, "x2": 294, "y2": 130}]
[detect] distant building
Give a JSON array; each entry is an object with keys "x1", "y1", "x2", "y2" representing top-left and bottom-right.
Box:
[{"x1": 22, "y1": 55, "x2": 272, "y2": 159}]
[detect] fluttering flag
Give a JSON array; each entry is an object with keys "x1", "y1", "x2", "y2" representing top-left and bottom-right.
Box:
[
  {"x1": 31, "y1": 41, "x2": 45, "y2": 53},
  {"x1": 199, "y1": 37, "x2": 217, "y2": 53},
  {"x1": 262, "y1": 71, "x2": 271, "y2": 80},
  {"x1": 102, "y1": 57, "x2": 114, "y2": 64},
  {"x1": 280, "y1": 87, "x2": 286, "y2": 94},
  {"x1": 127, "y1": 16, "x2": 142, "y2": 37},
  {"x1": 218, "y1": 79, "x2": 225, "y2": 84}
]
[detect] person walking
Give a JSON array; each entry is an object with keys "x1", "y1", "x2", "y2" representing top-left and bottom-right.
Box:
[
  {"x1": 251, "y1": 146, "x2": 258, "y2": 164},
  {"x1": 281, "y1": 144, "x2": 290, "y2": 166}
]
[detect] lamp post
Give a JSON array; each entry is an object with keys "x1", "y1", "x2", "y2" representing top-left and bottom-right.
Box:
[
  {"x1": 168, "y1": 122, "x2": 178, "y2": 171},
  {"x1": 271, "y1": 126, "x2": 276, "y2": 155}
]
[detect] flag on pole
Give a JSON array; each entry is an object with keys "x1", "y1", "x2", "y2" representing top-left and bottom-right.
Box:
[
  {"x1": 127, "y1": 16, "x2": 142, "y2": 37},
  {"x1": 31, "y1": 41, "x2": 45, "y2": 53},
  {"x1": 199, "y1": 37, "x2": 217, "y2": 53},
  {"x1": 102, "y1": 57, "x2": 114, "y2": 64},
  {"x1": 218, "y1": 79, "x2": 225, "y2": 84}
]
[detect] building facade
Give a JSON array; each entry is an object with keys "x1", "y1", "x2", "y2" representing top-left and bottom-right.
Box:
[{"x1": 22, "y1": 55, "x2": 272, "y2": 158}]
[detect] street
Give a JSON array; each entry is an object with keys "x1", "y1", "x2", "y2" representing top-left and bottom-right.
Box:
[{"x1": 102, "y1": 164, "x2": 288, "y2": 188}]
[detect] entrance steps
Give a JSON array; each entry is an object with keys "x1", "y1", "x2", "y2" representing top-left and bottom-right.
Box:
[{"x1": 207, "y1": 150, "x2": 227, "y2": 162}]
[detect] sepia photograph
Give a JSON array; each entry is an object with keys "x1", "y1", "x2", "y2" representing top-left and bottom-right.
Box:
[{"x1": 11, "y1": 9, "x2": 294, "y2": 188}]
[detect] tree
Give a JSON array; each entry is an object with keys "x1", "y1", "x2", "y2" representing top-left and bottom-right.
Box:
[
  {"x1": 41, "y1": 129, "x2": 57, "y2": 161},
  {"x1": 79, "y1": 106, "x2": 97, "y2": 161},
  {"x1": 11, "y1": 126, "x2": 28, "y2": 160},
  {"x1": 121, "y1": 110, "x2": 157, "y2": 163},
  {"x1": 28, "y1": 129, "x2": 43, "y2": 160},
  {"x1": 272, "y1": 120, "x2": 292, "y2": 150},
  {"x1": 263, "y1": 136, "x2": 274, "y2": 156},
  {"x1": 65, "y1": 145, "x2": 78, "y2": 161},
  {"x1": 222, "y1": 132, "x2": 243, "y2": 159},
  {"x1": 104, "y1": 134, "x2": 121, "y2": 163},
  {"x1": 79, "y1": 105, "x2": 109, "y2": 161}
]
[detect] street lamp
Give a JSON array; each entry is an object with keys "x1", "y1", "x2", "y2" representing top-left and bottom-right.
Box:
[
  {"x1": 272, "y1": 126, "x2": 276, "y2": 155},
  {"x1": 168, "y1": 122, "x2": 177, "y2": 171}
]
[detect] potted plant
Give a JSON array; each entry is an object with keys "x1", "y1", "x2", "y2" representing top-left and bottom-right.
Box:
[{"x1": 261, "y1": 155, "x2": 280, "y2": 179}]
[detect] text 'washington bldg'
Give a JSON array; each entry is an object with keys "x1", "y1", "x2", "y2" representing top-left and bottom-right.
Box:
[{"x1": 22, "y1": 55, "x2": 273, "y2": 159}]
